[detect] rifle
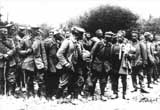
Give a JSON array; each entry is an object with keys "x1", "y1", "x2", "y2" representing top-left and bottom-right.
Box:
[{"x1": 3, "y1": 61, "x2": 7, "y2": 96}]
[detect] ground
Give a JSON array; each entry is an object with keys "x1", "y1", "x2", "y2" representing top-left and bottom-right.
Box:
[{"x1": 0, "y1": 76, "x2": 160, "y2": 110}]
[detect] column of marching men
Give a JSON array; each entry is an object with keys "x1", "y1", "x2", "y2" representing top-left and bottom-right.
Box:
[{"x1": 0, "y1": 24, "x2": 160, "y2": 103}]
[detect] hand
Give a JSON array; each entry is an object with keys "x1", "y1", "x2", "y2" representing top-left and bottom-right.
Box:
[
  {"x1": 3, "y1": 54, "x2": 9, "y2": 60},
  {"x1": 26, "y1": 48, "x2": 33, "y2": 54},
  {"x1": 143, "y1": 61, "x2": 148, "y2": 68},
  {"x1": 65, "y1": 63, "x2": 72, "y2": 69}
]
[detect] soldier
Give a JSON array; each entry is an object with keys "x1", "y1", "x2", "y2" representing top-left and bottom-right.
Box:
[
  {"x1": 151, "y1": 35, "x2": 159, "y2": 84},
  {"x1": 0, "y1": 27, "x2": 16, "y2": 96},
  {"x1": 56, "y1": 26, "x2": 85, "y2": 103},
  {"x1": 6, "y1": 24, "x2": 24, "y2": 92},
  {"x1": 82, "y1": 32, "x2": 92, "y2": 51},
  {"x1": 18, "y1": 26, "x2": 26, "y2": 39},
  {"x1": 90, "y1": 29, "x2": 103, "y2": 48},
  {"x1": 111, "y1": 32, "x2": 130, "y2": 99},
  {"x1": 44, "y1": 29, "x2": 59, "y2": 99},
  {"x1": 65, "y1": 31, "x2": 71, "y2": 39},
  {"x1": 129, "y1": 31, "x2": 149, "y2": 93},
  {"x1": 144, "y1": 32, "x2": 155, "y2": 88},
  {"x1": 90, "y1": 31, "x2": 113, "y2": 101},
  {"x1": 19, "y1": 26, "x2": 47, "y2": 98}
]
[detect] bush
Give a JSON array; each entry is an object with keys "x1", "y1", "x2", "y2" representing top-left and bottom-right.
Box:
[{"x1": 67, "y1": 5, "x2": 139, "y2": 36}]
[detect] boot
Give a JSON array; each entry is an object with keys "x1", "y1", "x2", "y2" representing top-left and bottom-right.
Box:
[
  {"x1": 100, "y1": 95, "x2": 107, "y2": 101},
  {"x1": 140, "y1": 89, "x2": 149, "y2": 93},
  {"x1": 56, "y1": 88, "x2": 63, "y2": 99},
  {"x1": 131, "y1": 88, "x2": 137, "y2": 92}
]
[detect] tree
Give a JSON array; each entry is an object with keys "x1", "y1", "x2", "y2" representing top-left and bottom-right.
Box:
[{"x1": 67, "y1": 5, "x2": 139, "y2": 36}]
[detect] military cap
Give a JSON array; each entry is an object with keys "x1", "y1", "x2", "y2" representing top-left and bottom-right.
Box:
[
  {"x1": 30, "y1": 24, "x2": 40, "y2": 30},
  {"x1": 54, "y1": 30, "x2": 60, "y2": 35},
  {"x1": 0, "y1": 26, "x2": 7, "y2": 29},
  {"x1": 0, "y1": 28, "x2": 8, "y2": 35},
  {"x1": 154, "y1": 34, "x2": 160, "y2": 41},
  {"x1": 105, "y1": 31, "x2": 115, "y2": 36},
  {"x1": 19, "y1": 26, "x2": 26, "y2": 30},
  {"x1": 5, "y1": 23, "x2": 14, "y2": 28},
  {"x1": 95, "y1": 29, "x2": 103, "y2": 35},
  {"x1": 139, "y1": 35, "x2": 145, "y2": 41},
  {"x1": 0, "y1": 28, "x2": 7, "y2": 32},
  {"x1": 26, "y1": 26, "x2": 31, "y2": 30},
  {"x1": 71, "y1": 26, "x2": 85, "y2": 34},
  {"x1": 144, "y1": 32, "x2": 151, "y2": 37},
  {"x1": 131, "y1": 30, "x2": 138, "y2": 34}
]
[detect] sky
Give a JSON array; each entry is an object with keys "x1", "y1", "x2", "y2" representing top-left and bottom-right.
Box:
[{"x1": 0, "y1": 0, "x2": 160, "y2": 26}]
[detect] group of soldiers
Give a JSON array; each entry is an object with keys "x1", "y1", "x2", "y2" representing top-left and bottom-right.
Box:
[{"x1": 0, "y1": 23, "x2": 160, "y2": 103}]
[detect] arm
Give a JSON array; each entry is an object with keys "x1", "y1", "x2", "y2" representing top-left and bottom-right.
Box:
[
  {"x1": 56, "y1": 39, "x2": 69, "y2": 66},
  {"x1": 139, "y1": 42, "x2": 148, "y2": 65},
  {"x1": 4, "y1": 39, "x2": 16, "y2": 58},
  {"x1": 90, "y1": 42, "x2": 99, "y2": 61}
]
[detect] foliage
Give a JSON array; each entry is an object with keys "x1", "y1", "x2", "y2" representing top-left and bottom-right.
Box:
[{"x1": 67, "y1": 5, "x2": 139, "y2": 35}]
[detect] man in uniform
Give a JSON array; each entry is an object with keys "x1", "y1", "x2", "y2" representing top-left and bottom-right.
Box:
[
  {"x1": 129, "y1": 31, "x2": 149, "y2": 93},
  {"x1": 0, "y1": 27, "x2": 16, "y2": 96},
  {"x1": 19, "y1": 26, "x2": 47, "y2": 98},
  {"x1": 90, "y1": 31, "x2": 113, "y2": 101},
  {"x1": 44, "y1": 29, "x2": 59, "y2": 99},
  {"x1": 90, "y1": 29, "x2": 103, "y2": 48},
  {"x1": 144, "y1": 32, "x2": 155, "y2": 88},
  {"x1": 56, "y1": 26, "x2": 85, "y2": 103},
  {"x1": 111, "y1": 32, "x2": 130, "y2": 99},
  {"x1": 7, "y1": 24, "x2": 25, "y2": 93}
]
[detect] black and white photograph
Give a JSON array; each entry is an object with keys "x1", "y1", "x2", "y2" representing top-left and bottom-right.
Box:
[{"x1": 0, "y1": 0, "x2": 160, "y2": 110}]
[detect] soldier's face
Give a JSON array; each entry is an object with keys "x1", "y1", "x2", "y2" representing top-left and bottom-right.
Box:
[
  {"x1": 118, "y1": 37, "x2": 123, "y2": 43},
  {"x1": 0, "y1": 29, "x2": 8, "y2": 39},
  {"x1": 149, "y1": 35, "x2": 153, "y2": 41},
  {"x1": 32, "y1": 29, "x2": 39, "y2": 36},
  {"x1": 104, "y1": 35, "x2": 112, "y2": 42},
  {"x1": 49, "y1": 31, "x2": 54, "y2": 36},
  {"x1": 97, "y1": 32, "x2": 103, "y2": 38},
  {"x1": 86, "y1": 33, "x2": 91, "y2": 39},
  {"x1": 65, "y1": 31, "x2": 71, "y2": 38},
  {"x1": 10, "y1": 27, "x2": 17, "y2": 34}
]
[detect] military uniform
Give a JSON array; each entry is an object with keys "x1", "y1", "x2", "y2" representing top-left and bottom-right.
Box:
[
  {"x1": 44, "y1": 36, "x2": 59, "y2": 98},
  {"x1": 20, "y1": 35, "x2": 47, "y2": 97},
  {"x1": 145, "y1": 40, "x2": 155, "y2": 88},
  {"x1": 111, "y1": 42, "x2": 130, "y2": 99},
  {"x1": 0, "y1": 34, "x2": 16, "y2": 95},
  {"x1": 56, "y1": 35, "x2": 82, "y2": 98},
  {"x1": 90, "y1": 40, "x2": 112, "y2": 99},
  {"x1": 130, "y1": 39, "x2": 148, "y2": 92},
  {"x1": 10, "y1": 34, "x2": 25, "y2": 91}
]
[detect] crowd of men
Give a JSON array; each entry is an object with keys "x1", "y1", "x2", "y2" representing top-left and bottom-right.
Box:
[{"x1": 0, "y1": 23, "x2": 160, "y2": 103}]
